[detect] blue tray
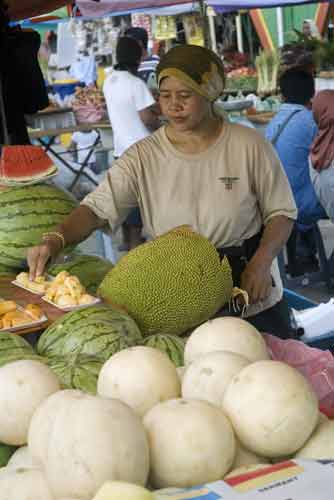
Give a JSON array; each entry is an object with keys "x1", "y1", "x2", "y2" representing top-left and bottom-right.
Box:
[{"x1": 284, "y1": 288, "x2": 334, "y2": 352}]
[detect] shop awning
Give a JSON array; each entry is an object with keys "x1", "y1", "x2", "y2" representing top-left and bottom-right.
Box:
[{"x1": 209, "y1": 0, "x2": 334, "y2": 13}]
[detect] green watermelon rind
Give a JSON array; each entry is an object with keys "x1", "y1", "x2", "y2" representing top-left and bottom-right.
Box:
[
  {"x1": 141, "y1": 334, "x2": 186, "y2": 367},
  {"x1": 0, "y1": 185, "x2": 77, "y2": 269},
  {"x1": 37, "y1": 305, "x2": 143, "y2": 361}
]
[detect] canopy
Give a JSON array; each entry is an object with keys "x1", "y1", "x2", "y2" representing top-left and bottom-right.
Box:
[
  {"x1": 210, "y1": 0, "x2": 334, "y2": 12},
  {"x1": 76, "y1": 0, "x2": 195, "y2": 17}
]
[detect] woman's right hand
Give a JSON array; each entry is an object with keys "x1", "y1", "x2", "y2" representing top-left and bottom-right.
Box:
[{"x1": 27, "y1": 238, "x2": 62, "y2": 281}]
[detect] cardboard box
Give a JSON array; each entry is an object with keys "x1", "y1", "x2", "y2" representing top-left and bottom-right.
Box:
[{"x1": 155, "y1": 460, "x2": 334, "y2": 499}]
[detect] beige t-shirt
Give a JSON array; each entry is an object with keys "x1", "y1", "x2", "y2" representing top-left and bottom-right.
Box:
[{"x1": 82, "y1": 122, "x2": 297, "y2": 316}]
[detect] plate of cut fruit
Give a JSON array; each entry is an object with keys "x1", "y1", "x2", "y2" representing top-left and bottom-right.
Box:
[
  {"x1": 0, "y1": 300, "x2": 47, "y2": 332},
  {"x1": 12, "y1": 271, "x2": 100, "y2": 311},
  {"x1": 42, "y1": 271, "x2": 101, "y2": 311}
]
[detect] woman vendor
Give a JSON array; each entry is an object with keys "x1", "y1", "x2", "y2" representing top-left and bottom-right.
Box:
[{"x1": 27, "y1": 45, "x2": 297, "y2": 338}]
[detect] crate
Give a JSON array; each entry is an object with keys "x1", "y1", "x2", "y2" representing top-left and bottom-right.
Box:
[{"x1": 284, "y1": 288, "x2": 334, "y2": 352}]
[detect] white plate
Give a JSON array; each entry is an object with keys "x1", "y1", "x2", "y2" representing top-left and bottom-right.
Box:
[
  {"x1": 11, "y1": 280, "x2": 49, "y2": 296},
  {"x1": 0, "y1": 300, "x2": 48, "y2": 333},
  {"x1": 41, "y1": 296, "x2": 101, "y2": 311}
]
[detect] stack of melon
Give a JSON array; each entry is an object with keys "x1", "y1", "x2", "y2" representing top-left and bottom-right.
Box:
[{"x1": 0, "y1": 315, "x2": 332, "y2": 500}]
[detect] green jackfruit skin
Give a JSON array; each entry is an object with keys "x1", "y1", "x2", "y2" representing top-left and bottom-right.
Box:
[{"x1": 98, "y1": 226, "x2": 233, "y2": 337}]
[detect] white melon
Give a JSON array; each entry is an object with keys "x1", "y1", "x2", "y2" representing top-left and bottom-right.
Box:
[
  {"x1": 144, "y1": 398, "x2": 235, "y2": 489},
  {"x1": 7, "y1": 446, "x2": 40, "y2": 470},
  {"x1": 184, "y1": 317, "x2": 269, "y2": 365},
  {"x1": 97, "y1": 346, "x2": 181, "y2": 417},
  {"x1": 0, "y1": 360, "x2": 60, "y2": 445},
  {"x1": 182, "y1": 351, "x2": 250, "y2": 407},
  {"x1": 0, "y1": 466, "x2": 53, "y2": 500},
  {"x1": 233, "y1": 439, "x2": 269, "y2": 469},
  {"x1": 93, "y1": 481, "x2": 154, "y2": 500},
  {"x1": 28, "y1": 390, "x2": 149, "y2": 500},
  {"x1": 223, "y1": 361, "x2": 318, "y2": 458},
  {"x1": 295, "y1": 421, "x2": 334, "y2": 459},
  {"x1": 176, "y1": 366, "x2": 186, "y2": 382}
]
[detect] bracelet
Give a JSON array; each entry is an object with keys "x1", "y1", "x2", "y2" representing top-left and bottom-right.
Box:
[{"x1": 42, "y1": 231, "x2": 66, "y2": 250}]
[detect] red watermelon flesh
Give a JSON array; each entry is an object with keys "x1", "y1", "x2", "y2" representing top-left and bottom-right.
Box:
[{"x1": 0, "y1": 145, "x2": 57, "y2": 181}]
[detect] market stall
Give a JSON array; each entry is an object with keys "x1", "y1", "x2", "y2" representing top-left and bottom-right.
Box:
[{"x1": 1, "y1": 2, "x2": 334, "y2": 500}]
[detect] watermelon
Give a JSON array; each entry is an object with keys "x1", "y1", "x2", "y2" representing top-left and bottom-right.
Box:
[
  {"x1": 0, "y1": 332, "x2": 45, "y2": 367},
  {"x1": 0, "y1": 146, "x2": 56, "y2": 181},
  {"x1": 141, "y1": 334, "x2": 186, "y2": 367},
  {"x1": 48, "y1": 255, "x2": 113, "y2": 294},
  {"x1": 46, "y1": 354, "x2": 103, "y2": 394},
  {"x1": 37, "y1": 305, "x2": 143, "y2": 361},
  {"x1": 0, "y1": 184, "x2": 77, "y2": 270},
  {"x1": 0, "y1": 443, "x2": 17, "y2": 467}
]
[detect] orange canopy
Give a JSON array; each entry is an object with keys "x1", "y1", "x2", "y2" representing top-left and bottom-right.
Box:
[{"x1": 7, "y1": 0, "x2": 70, "y2": 20}]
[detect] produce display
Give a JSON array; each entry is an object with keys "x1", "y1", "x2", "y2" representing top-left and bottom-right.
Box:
[
  {"x1": 0, "y1": 314, "x2": 331, "y2": 499},
  {"x1": 0, "y1": 146, "x2": 57, "y2": 184},
  {"x1": 98, "y1": 226, "x2": 234, "y2": 337},
  {"x1": 0, "y1": 184, "x2": 77, "y2": 270}
]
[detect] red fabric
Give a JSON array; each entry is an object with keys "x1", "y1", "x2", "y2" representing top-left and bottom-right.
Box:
[
  {"x1": 310, "y1": 90, "x2": 334, "y2": 172},
  {"x1": 264, "y1": 333, "x2": 334, "y2": 418}
]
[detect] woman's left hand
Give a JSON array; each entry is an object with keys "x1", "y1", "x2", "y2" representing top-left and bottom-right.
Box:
[{"x1": 240, "y1": 256, "x2": 273, "y2": 305}]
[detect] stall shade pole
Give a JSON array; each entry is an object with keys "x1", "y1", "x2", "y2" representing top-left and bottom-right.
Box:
[
  {"x1": 208, "y1": 9, "x2": 217, "y2": 52},
  {"x1": 236, "y1": 13, "x2": 244, "y2": 53},
  {"x1": 0, "y1": 75, "x2": 10, "y2": 145},
  {"x1": 276, "y1": 7, "x2": 284, "y2": 47}
]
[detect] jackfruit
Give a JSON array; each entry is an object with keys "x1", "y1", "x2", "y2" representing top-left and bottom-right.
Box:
[{"x1": 98, "y1": 226, "x2": 234, "y2": 337}]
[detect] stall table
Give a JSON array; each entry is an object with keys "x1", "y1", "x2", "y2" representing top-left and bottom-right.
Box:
[{"x1": 29, "y1": 122, "x2": 112, "y2": 192}]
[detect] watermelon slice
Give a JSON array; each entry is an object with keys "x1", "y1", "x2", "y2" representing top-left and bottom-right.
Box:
[{"x1": 0, "y1": 146, "x2": 57, "y2": 182}]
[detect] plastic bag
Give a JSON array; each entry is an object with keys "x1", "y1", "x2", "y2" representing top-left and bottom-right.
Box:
[{"x1": 264, "y1": 333, "x2": 334, "y2": 417}]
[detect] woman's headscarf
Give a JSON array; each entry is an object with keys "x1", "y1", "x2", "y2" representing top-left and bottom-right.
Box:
[
  {"x1": 156, "y1": 44, "x2": 225, "y2": 102},
  {"x1": 311, "y1": 90, "x2": 334, "y2": 172}
]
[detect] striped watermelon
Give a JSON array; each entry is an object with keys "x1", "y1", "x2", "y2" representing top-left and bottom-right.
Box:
[
  {"x1": 0, "y1": 332, "x2": 45, "y2": 367},
  {"x1": 48, "y1": 255, "x2": 113, "y2": 294},
  {"x1": 141, "y1": 334, "x2": 186, "y2": 367},
  {"x1": 0, "y1": 443, "x2": 17, "y2": 467},
  {"x1": 37, "y1": 305, "x2": 143, "y2": 361},
  {"x1": 0, "y1": 184, "x2": 77, "y2": 270},
  {"x1": 46, "y1": 354, "x2": 102, "y2": 394}
]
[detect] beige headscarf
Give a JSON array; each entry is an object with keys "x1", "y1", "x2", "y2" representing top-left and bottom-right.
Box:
[{"x1": 156, "y1": 44, "x2": 225, "y2": 102}]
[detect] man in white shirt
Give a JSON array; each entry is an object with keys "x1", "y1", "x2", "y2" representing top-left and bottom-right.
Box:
[{"x1": 103, "y1": 36, "x2": 160, "y2": 248}]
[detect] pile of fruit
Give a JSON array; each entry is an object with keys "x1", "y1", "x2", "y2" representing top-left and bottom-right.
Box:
[{"x1": 0, "y1": 314, "x2": 331, "y2": 500}]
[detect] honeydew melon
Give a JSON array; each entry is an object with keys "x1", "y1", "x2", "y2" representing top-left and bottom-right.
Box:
[{"x1": 184, "y1": 317, "x2": 269, "y2": 364}]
